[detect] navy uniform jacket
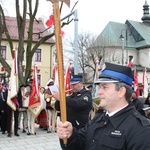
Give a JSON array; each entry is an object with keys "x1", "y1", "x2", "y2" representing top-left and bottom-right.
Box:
[
  {"x1": 131, "y1": 99, "x2": 146, "y2": 117},
  {"x1": 0, "y1": 89, "x2": 8, "y2": 111},
  {"x1": 55, "y1": 87, "x2": 92, "y2": 130},
  {"x1": 60, "y1": 103, "x2": 150, "y2": 150}
]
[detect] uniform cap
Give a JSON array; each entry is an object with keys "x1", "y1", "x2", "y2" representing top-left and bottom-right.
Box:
[
  {"x1": 95, "y1": 62, "x2": 133, "y2": 86},
  {"x1": 70, "y1": 75, "x2": 82, "y2": 85},
  {"x1": 87, "y1": 84, "x2": 93, "y2": 88}
]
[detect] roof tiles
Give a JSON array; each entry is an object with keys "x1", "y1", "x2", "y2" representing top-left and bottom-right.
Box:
[{"x1": 2, "y1": 16, "x2": 54, "y2": 44}]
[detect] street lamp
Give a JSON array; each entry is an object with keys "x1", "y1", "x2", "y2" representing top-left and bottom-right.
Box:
[
  {"x1": 119, "y1": 35, "x2": 125, "y2": 65},
  {"x1": 119, "y1": 29, "x2": 129, "y2": 65}
]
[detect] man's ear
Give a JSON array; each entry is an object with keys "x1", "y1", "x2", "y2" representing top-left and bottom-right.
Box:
[{"x1": 118, "y1": 87, "x2": 126, "y2": 98}]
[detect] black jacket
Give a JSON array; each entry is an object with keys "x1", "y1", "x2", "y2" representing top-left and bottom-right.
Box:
[
  {"x1": 131, "y1": 99, "x2": 146, "y2": 117},
  {"x1": 0, "y1": 89, "x2": 8, "y2": 111},
  {"x1": 55, "y1": 87, "x2": 92, "y2": 130},
  {"x1": 60, "y1": 104, "x2": 150, "y2": 150},
  {"x1": 17, "y1": 87, "x2": 23, "y2": 108}
]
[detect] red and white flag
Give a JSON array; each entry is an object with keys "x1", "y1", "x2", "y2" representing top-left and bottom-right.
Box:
[
  {"x1": 127, "y1": 56, "x2": 134, "y2": 67},
  {"x1": 7, "y1": 49, "x2": 19, "y2": 111},
  {"x1": 45, "y1": 14, "x2": 65, "y2": 37},
  {"x1": 133, "y1": 66, "x2": 140, "y2": 96},
  {"x1": 28, "y1": 65, "x2": 41, "y2": 110},
  {"x1": 45, "y1": 14, "x2": 54, "y2": 28},
  {"x1": 65, "y1": 61, "x2": 72, "y2": 95},
  {"x1": 143, "y1": 68, "x2": 148, "y2": 98}
]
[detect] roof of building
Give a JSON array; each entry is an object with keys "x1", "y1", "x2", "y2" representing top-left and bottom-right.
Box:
[
  {"x1": 95, "y1": 20, "x2": 150, "y2": 49},
  {"x1": 1, "y1": 16, "x2": 55, "y2": 44},
  {"x1": 95, "y1": 21, "x2": 129, "y2": 47},
  {"x1": 95, "y1": 1, "x2": 150, "y2": 50},
  {"x1": 126, "y1": 20, "x2": 150, "y2": 48}
]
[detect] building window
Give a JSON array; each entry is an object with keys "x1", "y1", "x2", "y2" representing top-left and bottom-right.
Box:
[
  {"x1": 37, "y1": 74, "x2": 41, "y2": 86},
  {"x1": 35, "y1": 49, "x2": 41, "y2": 62},
  {"x1": 0, "y1": 46, "x2": 6, "y2": 59}
]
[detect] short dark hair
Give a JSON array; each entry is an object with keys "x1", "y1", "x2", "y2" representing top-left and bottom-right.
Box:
[{"x1": 114, "y1": 82, "x2": 132, "y2": 102}]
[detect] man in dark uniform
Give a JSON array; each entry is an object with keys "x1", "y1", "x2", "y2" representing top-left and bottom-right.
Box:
[
  {"x1": 45, "y1": 80, "x2": 57, "y2": 133},
  {"x1": 0, "y1": 84, "x2": 8, "y2": 134},
  {"x1": 6, "y1": 82, "x2": 20, "y2": 137},
  {"x1": 57, "y1": 63, "x2": 150, "y2": 150},
  {"x1": 86, "y1": 84, "x2": 93, "y2": 92},
  {"x1": 131, "y1": 91, "x2": 146, "y2": 117},
  {"x1": 54, "y1": 75, "x2": 92, "y2": 130},
  {"x1": 17, "y1": 84, "x2": 27, "y2": 133}
]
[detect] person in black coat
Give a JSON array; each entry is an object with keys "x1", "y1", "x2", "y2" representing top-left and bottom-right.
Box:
[
  {"x1": 131, "y1": 91, "x2": 146, "y2": 117},
  {"x1": 17, "y1": 84, "x2": 28, "y2": 133},
  {"x1": 54, "y1": 75, "x2": 92, "y2": 130},
  {"x1": 145, "y1": 93, "x2": 150, "y2": 106},
  {"x1": 57, "y1": 63, "x2": 150, "y2": 150},
  {"x1": 0, "y1": 84, "x2": 8, "y2": 134},
  {"x1": 45, "y1": 81, "x2": 56, "y2": 133}
]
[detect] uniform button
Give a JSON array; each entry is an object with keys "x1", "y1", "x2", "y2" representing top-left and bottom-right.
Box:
[
  {"x1": 92, "y1": 140, "x2": 95, "y2": 142},
  {"x1": 104, "y1": 122, "x2": 107, "y2": 124}
]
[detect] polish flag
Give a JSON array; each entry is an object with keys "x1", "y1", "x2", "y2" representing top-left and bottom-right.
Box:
[
  {"x1": 45, "y1": 15, "x2": 54, "y2": 28},
  {"x1": 28, "y1": 65, "x2": 41, "y2": 109},
  {"x1": 133, "y1": 66, "x2": 140, "y2": 96},
  {"x1": 65, "y1": 61, "x2": 72, "y2": 95},
  {"x1": 7, "y1": 49, "x2": 19, "y2": 111},
  {"x1": 45, "y1": 14, "x2": 65, "y2": 37},
  {"x1": 143, "y1": 68, "x2": 148, "y2": 98}
]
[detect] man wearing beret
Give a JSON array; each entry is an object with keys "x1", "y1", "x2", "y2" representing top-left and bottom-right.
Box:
[
  {"x1": 57, "y1": 62, "x2": 150, "y2": 150},
  {"x1": 53, "y1": 75, "x2": 92, "y2": 130}
]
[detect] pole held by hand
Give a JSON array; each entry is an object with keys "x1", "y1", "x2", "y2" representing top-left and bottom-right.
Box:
[{"x1": 47, "y1": 0, "x2": 70, "y2": 146}]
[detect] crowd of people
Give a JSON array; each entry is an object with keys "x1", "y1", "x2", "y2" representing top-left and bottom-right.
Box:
[
  {"x1": 1, "y1": 62, "x2": 150, "y2": 149},
  {"x1": 0, "y1": 75, "x2": 93, "y2": 138},
  {"x1": 0, "y1": 79, "x2": 58, "y2": 137}
]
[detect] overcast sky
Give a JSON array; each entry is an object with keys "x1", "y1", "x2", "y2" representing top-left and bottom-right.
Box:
[
  {"x1": 2, "y1": 0, "x2": 149, "y2": 66},
  {"x1": 4, "y1": 0, "x2": 147, "y2": 37}
]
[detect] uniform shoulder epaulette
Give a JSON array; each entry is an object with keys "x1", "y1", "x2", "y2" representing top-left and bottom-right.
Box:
[{"x1": 132, "y1": 111, "x2": 150, "y2": 126}]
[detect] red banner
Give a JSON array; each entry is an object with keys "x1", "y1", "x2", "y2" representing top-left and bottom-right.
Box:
[
  {"x1": 133, "y1": 66, "x2": 140, "y2": 96},
  {"x1": 28, "y1": 65, "x2": 41, "y2": 109},
  {"x1": 65, "y1": 62, "x2": 72, "y2": 95}
]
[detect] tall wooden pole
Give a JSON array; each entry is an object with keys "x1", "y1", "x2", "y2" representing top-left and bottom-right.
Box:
[{"x1": 47, "y1": 0, "x2": 70, "y2": 145}]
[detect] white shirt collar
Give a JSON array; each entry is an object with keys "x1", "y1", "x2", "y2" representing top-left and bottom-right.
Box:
[{"x1": 106, "y1": 104, "x2": 128, "y2": 117}]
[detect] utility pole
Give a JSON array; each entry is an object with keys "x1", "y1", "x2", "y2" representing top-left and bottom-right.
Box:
[
  {"x1": 119, "y1": 29, "x2": 129, "y2": 65},
  {"x1": 73, "y1": 10, "x2": 78, "y2": 75},
  {"x1": 61, "y1": 10, "x2": 78, "y2": 75}
]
